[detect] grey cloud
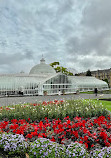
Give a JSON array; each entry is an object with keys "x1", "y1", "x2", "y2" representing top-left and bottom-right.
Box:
[
  {"x1": 0, "y1": 52, "x2": 33, "y2": 65},
  {"x1": 66, "y1": 0, "x2": 111, "y2": 62},
  {"x1": 82, "y1": 0, "x2": 111, "y2": 29},
  {"x1": 0, "y1": 0, "x2": 111, "y2": 73}
]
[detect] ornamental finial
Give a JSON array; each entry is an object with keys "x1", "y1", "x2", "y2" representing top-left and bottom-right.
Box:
[{"x1": 40, "y1": 54, "x2": 45, "y2": 63}]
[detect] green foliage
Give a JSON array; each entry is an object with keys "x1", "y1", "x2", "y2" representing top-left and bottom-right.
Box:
[
  {"x1": 0, "y1": 99, "x2": 110, "y2": 157},
  {"x1": 0, "y1": 133, "x2": 28, "y2": 157},
  {"x1": 92, "y1": 99, "x2": 111, "y2": 112},
  {"x1": 86, "y1": 69, "x2": 92, "y2": 76},
  {"x1": 0, "y1": 100, "x2": 109, "y2": 122},
  {"x1": 50, "y1": 62, "x2": 60, "y2": 67},
  {"x1": 50, "y1": 62, "x2": 73, "y2": 76},
  {"x1": 103, "y1": 78, "x2": 109, "y2": 87},
  {"x1": 55, "y1": 66, "x2": 61, "y2": 73},
  {"x1": 89, "y1": 147, "x2": 111, "y2": 157},
  {"x1": 28, "y1": 139, "x2": 89, "y2": 158},
  {"x1": 0, "y1": 133, "x2": 111, "y2": 158},
  {"x1": 29, "y1": 138, "x2": 66, "y2": 158}
]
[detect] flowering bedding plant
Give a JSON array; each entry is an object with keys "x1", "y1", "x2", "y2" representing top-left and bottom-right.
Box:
[
  {"x1": 0, "y1": 115, "x2": 110, "y2": 151},
  {"x1": 90, "y1": 146, "x2": 111, "y2": 158},
  {"x1": 0, "y1": 99, "x2": 111, "y2": 157},
  {"x1": 29, "y1": 138, "x2": 66, "y2": 158},
  {"x1": 29, "y1": 138, "x2": 89, "y2": 158},
  {"x1": 0, "y1": 133, "x2": 29, "y2": 156},
  {"x1": 0, "y1": 99, "x2": 109, "y2": 121},
  {"x1": 0, "y1": 134, "x2": 110, "y2": 158}
]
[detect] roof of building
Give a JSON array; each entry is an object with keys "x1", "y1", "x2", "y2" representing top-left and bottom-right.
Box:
[
  {"x1": 29, "y1": 57, "x2": 56, "y2": 74},
  {"x1": 68, "y1": 76, "x2": 108, "y2": 88}
]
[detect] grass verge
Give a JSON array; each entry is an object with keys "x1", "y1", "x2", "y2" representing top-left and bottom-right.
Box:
[{"x1": 86, "y1": 99, "x2": 111, "y2": 112}]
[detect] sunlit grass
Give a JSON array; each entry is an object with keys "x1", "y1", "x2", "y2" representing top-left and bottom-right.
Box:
[
  {"x1": 81, "y1": 89, "x2": 111, "y2": 94},
  {"x1": 86, "y1": 99, "x2": 111, "y2": 112}
]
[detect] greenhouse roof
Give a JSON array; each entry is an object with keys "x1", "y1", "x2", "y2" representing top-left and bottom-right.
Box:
[
  {"x1": 68, "y1": 76, "x2": 108, "y2": 88},
  {"x1": 0, "y1": 72, "x2": 58, "y2": 89},
  {"x1": 29, "y1": 57, "x2": 56, "y2": 74}
]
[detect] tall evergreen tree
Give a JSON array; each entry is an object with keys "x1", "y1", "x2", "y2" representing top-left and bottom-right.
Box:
[{"x1": 86, "y1": 69, "x2": 92, "y2": 76}]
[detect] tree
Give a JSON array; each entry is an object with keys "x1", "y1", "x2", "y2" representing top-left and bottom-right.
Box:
[
  {"x1": 50, "y1": 62, "x2": 74, "y2": 76},
  {"x1": 86, "y1": 69, "x2": 92, "y2": 76},
  {"x1": 103, "y1": 78, "x2": 109, "y2": 87},
  {"x1": 68, "y1": 72, "x2": 73, "y2": 76},
  {"x1": 55, "y1": 66, "x2": 61, "y2": 73},
  {"x1": 50, "y1": 62, "x2": 60, "y2": 68}
]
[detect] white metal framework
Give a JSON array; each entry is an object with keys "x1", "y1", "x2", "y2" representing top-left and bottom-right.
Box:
[{"x1": 0, "y1": 58, "x2": 108, "y2": 96}]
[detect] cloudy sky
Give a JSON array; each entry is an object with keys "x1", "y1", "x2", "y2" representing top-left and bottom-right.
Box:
[{"x1": 0, "y1": 0, "x2": 111, "y2": 74}]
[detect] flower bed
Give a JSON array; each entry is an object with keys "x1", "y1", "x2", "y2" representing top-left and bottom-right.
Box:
[
  {"x1": 0, "y1": 99, "x2": 109, "y2": 121},
  {"x1": 0, "y1": 116, "x2": 111, "y2": 150},
  {"x1": 0, "y1": 99, "x2": 110, "y2": 157},
  {"x1": 0, "y1": 134, "x2": 111, "y2": 157},
  {"x1": 0, "y1": 133, "x2": 28, "y2": 157}
]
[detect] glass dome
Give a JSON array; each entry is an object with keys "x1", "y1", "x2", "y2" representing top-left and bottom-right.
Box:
[{"x1": 29, "y1": 57, "x2": 56, "y2": 74}]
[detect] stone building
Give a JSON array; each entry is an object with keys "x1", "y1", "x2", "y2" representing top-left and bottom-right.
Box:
[
  {"x1": 77, "y1": 68, "x2": 111, "y2": 88},
  {"x1": 91, "y1": 69, "x2": 111, "y2": 87}
]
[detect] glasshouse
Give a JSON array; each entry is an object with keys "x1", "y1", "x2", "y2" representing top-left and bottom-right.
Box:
[{"x1": 0, "y1": 57, "x2": 108, "y2": 96}]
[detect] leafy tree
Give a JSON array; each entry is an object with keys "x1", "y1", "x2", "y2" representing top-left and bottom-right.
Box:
[
  {"x1": 103, "y1": 78, "x2": 109, "y2": 87},
  {"x1": 55, "y1": 66, "x2": 61, "y2": 73},
  {"x1": 75, "y1": 73, "x2": 79, "y2": 76},
  {"x1": 68, "y1": 72, "x2": 73, "y2": 76},
  {"x1": 86, "y1": 69, "x2": 92, "y2": 76},
  {"x1": 50, "y1": 62, "x2": 73, "y2": 76},
  {"x1": 50, "y1": 62, "x2": 60, "y2": 67}
]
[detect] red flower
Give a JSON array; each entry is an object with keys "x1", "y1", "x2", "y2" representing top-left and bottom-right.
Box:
[
  {"x1": 31, "y1": 131, "x2": 37, "y2": 136},
  {"x1": 9, "y1": 124, "x2": 19, "y2": 129},
  {"x1": 67, "y1": 120, "x2": 71, "y2": 124},
  {"x1": 16, "y1": 129, "x2": 24, "y2": 135},
  {"x1": 107, "y1": 115, "x2": 111, "y2": 120},
  {"x1": 39, "y1": 121, "x2": 43, "y2": 128},
  {"x1": 84, "y1": 143, "x2": 88, "y2": 149},
  {"x1": 61, "y1": 138, "x2": 65, "y2": 144},
  {"x1": 38, "y1": 133, "x2": 43, "y2": 138},
  {"x1": 72, "y1": 131, "x2": 79, "y2": 138},
  {"x1": 26, "y1": 133, "x2": 32, "y2": 139},
  {"x1": 99, "y1": 132, "x2": 108, "y2": 140},
  {"x1": 11, "y1": 119, "x2": 18, "y2": 123},
  {"x1": 105, "y1": 142, "x2": 110, "y2": 147},
  {"x1": 28, "y1": 118, "x2": 30, "y2": 122},
  {"x1": 84, "y1": 135, "x2": 88, "y2": 141},
  {"x1": 51, "y1": 136, "x2": 56, "y2": 142},
  {"x1": 108, "y1": 137, "x2": 111, "y2": 143},
  {"x1": 91, "y1": 144, "x2": 94, "y2": 147},
  {"x1": 79, "y1": 141, "x2": 83, "y2": 144}
]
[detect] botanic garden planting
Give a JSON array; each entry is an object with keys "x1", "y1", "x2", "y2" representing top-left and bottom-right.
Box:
[{"x1": 0, "y1": 99, "x2": 111, "y2": 157}]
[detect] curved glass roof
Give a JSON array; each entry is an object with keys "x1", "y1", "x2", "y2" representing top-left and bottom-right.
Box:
[
  {"x1": 68, "y1": 76, "x2": 108, "y2": 88},
  {"x1": 0, "y1": 73, "x2": 58, "y2": 90},
  {"x1": 0, "y1": 75, "x2": 40, "y2": 90},
  {"x1": 29, "y1": 57, "x2": 56, "y2": 74},
  {"x1": 0, "y1": 69, "x2": 108, "y2": 92}
]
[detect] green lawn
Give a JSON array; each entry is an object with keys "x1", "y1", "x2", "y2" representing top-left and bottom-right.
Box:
[
  {"x1": 81, "y1": 91, "x2": 94, "y2": 94},
  {"x1": 81, "y1": 89, "x2": 111, "y2": 94},
  {"x1": 91, "y1": 99, "x2": 111, "y2": 112}
]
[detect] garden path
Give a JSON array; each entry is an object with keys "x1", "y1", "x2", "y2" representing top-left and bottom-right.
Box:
[{"x1": 0, "y1": 93, "x2": 111, "y2": 106}]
